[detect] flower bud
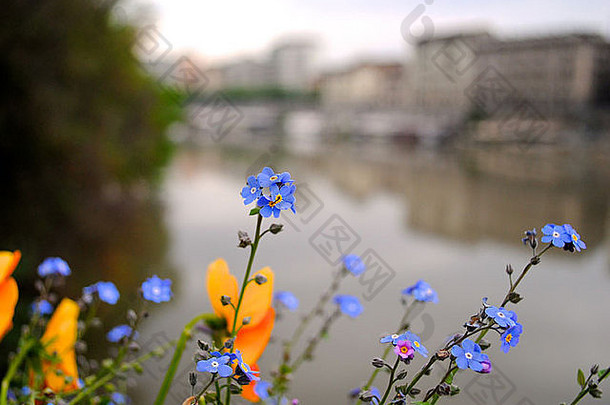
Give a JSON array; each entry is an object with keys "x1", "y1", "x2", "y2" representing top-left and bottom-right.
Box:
[
  {"x1": 591, "y1": 364, "x2": 600, "y2": 375},
  {"x1": 505, "y1": 264, "x2": 514, "y2": 275},
  {"x1": 242, "y1": 316, "x2": 251, "y2": 326},
  {"x1": 436, "y1": 349, "x2": 450, "y2": 360},
  {"x1": 189, "y1": 372, "x2": 198, "y2": 388},
  {"x1": 221, "y1": 295, "x2": 232, "y2": 306},
  {"x1": 371, "y1": 358, "x2": 385, "y2": 368},
  {"x1": 254, "y1": 274, "x2": 268, "y2": 285},
  {"x1": 238, "y1": 231, "x2": 251, "y2": 248},
  {"x1": 197, "y1": 340, "x2": 210, "y2": 351},
  {"x1": 508, "y1": 292, "x2": 523, "y2": 304},
  {"x1": 224, "y1": 338, "x2": 234, "y2": 349},
  {"x1": 408, "y1": 388, "x2": 421, "y2": 395},
  {"x1": 269, "y1": 224, "x2": 284, "y2": 234}
]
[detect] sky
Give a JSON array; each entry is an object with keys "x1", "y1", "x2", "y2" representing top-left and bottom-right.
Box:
[{"x1": 125, "y1": 0, "x2": 610, "y2": 68}]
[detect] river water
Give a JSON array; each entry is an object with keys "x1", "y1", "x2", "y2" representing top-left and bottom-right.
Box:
[{"x1": 132, "y1": 142, "x2": 610, "y2": 405}]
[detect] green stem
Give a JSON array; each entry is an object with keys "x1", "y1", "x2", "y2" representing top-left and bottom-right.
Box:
[
  {"x1": 215, "y1": 380, "x2": 222, "y2": 405},
  {"x1": 68, "y1": 340, "x2": 173, "y2": 405},
  {"x1": 225, "y1": 214, "x2": 264, "y2": 405},
  {"x1": 356, "y1": 301, "x2": 420, "y2": 405},
  {"x1": 230, "y1": 214, "x2": 263, "y2": 340},
  {"x1": 379, "y1": 357, "x2": 400, "y2": 405},
  {"x1": 569, "y1": 367, "x2": 610, "y2": 405},
  {"x1": 153, "y1": 313, "x2": 215, "y2": 405},
  {"x1": 425, "y1": 243, "x2": 554, "y2": 404},
  {"x1": 0, "y1": 339, "x2": 35, "y2": 405}
]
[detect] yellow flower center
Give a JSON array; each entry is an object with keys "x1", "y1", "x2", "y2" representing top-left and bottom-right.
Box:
[
  {"x1": 269, "y1": 194, "x2": 283, "y2": 207},
  {"x1": 505, "y1": 333, "x2": 513, "y2": 343},
  {"x1": 572, "y1": 234, "x2": 578, "y2": 241},
  {"x1": 400, "y1": 346, "x2": 408, "y2": 353},
  {"x1": 414, "y1": 341, "x2": 420, "y2": 348},
  {"x1": 269, "y1": 175, "x2": 279, "y2": 181}
]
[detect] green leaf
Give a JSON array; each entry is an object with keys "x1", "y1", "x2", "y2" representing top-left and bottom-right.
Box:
[
  {"x1": 249, "y1": 207, "x2": 261, "y2": 216},
  {"x1": 578, "y1": 368, "x2": 586, "y2": 388},
  {"x1": 412, "y1": 402, "x2": 430, "y2": 405},
  {"x1": 599, "y1": 368, "x2": 608, "y2": 379}
]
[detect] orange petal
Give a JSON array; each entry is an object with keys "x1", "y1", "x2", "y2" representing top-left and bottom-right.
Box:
[
  {"x1": 235, "y1": 267, "x2": 274, "y2": 331},
  {"x1": 240, "y1": 363, "x2": 261, "y2": 402},
  {"x1": 206, "y1": 258, "x2": 239, "y2": 323},
  {"x1": 0, "y1": 250, "x2": 20, "y2": 284},
  {"x1": 234, "y1": 307, "x2": 275, "y2": 366},
  {"x1": 0, "y1": 277, "x2": 18, "y2": 342},
  {"x1": 40, "y1": 298, "x2": 80, "y2": 393}
]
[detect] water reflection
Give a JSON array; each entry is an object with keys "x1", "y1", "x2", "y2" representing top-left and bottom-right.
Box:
[{"x1": 132, "y1": 143, "x2": 609, "y2": 404}]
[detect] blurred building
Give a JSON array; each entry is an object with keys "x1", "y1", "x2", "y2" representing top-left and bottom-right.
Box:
[
  {"x1": 269, "y1": 39, "x2": 316, "y2": 91},
  {"x1": 411, "y1": 32, "x2": 497, "y2": 118},
  {"x1": 412, "y1": 31, "x2": 610, "y2": 118},
  {"x1": 216, "y1": 37, "x2": 316, "y2": 91},
  {"x1": 319, "y1": 62, "x2": 405, "y2": 109},
  {"x1": 478, "y1": 34, "x2": 610, "y2": 116},
  {"x1": 219, "y1": 58, "x2": 272, "y2": 88}
]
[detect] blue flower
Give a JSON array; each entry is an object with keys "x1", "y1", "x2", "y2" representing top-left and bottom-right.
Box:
[
  {"x1": 380, "y1": 333, "x2": 403, "y2": 345},
  {"x1": 97, "y1": 281, "x2": 120, "y2": 304},
  {"x1": 110, "y1": 392, "x2": 127, "y2": 404},
  {"x1": 257, "y1": 185, "x2": 296, "y2": 218},
  {"x1": 241, "y1": 175, "x2": 262, "y2": 205},
  {"x1": 38, "y1": 257, "x2": 71, "y2": 277},
  {"x1": 563, "y1": 224, "x2": 586, "y2": 252},
  {"x1": 500, "y1": 323, "x2": 523, "y2": 353},
  {"x1": 541, "y1": 224, "x2": 571, "y2": 248},
  {"x1": 451, "y1": 339, "x2": 485, "y2": 372},
  {"x1": 333, "y1": 295, "x2": 363, "y2": 318},
  {"x1": 141, "y1": 275, "x2": 172, "y2": 303},
  {"x1": 233, "y1": 350, "x2": 260, "y2": 383},
  {"x1": 402, "y1": 331, "x2": 428, "y2": 357},
  {"x1": 257, "y1": 167, "x2": 282, "y2": 188},
  {"x1": 402, "y1": 280, "x2": 438, "y2": 303},
  {"x1": 254, "y1": 381, "x2": 273, "y2": 401},
  {"x1": 485, "y1": 306, "x2": 516, "y2": 328},
  {"x1": 274, "y1": 291, "x2": 299, "y2": 311},
  {"x1": 343, "y1": 254, "x2": 366, "y2": 276},
  {"x1": 196, "y1": 355, "x2": 233, "y2": 378},
  {"x1": 107, "y1": 325, "x2": 138, "y2": 342},
  {"x1": 83, "y1": 281, "x2": 120, "y2": 305},
  {"x1": 31, "y1": 300, "x2": 53, "y2": 315}
]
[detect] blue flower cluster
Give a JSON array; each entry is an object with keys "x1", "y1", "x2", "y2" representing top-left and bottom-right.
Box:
[
  {"x1": 275, "y1": 291, "x2": 299, "y2": 311},
  {"x1": 484, "y1": 305, "x2": 523, "y2": 353},
  {"x1": 254, "y1": 381, "x2": 299, "y2": 405},
  {"x1": 343, "y1": 254, "x2": 366, "y2": 276},
  {"x1": 241, "y1": 167, "x2": 296, "y2": 218},
  {"x1": 196, "y1": 350, "x2": 260, "y2": 384},
  {"x1": 141, "y1": 275, "x2": 173, "y2": 303},
  {"x1": 31, "y1": 299, "x2": 53, "y2": 315},
  {"x1": 333, "y1": 295, "x2": 363, "y2": 318},
  {"x1": 38, "y1": 257, "x2": 71, "y2": 277},
  {"x1": 541, "y1": 223, "x2": 586, "y2": 252},
  {"x1": 402, "y1": 280, "x2": 438, "y2": 303},
  {"x1": 380, "y1": 330, "x2": 429, "y2": 358},
  {"x1": 83, "y1": 281, "x2": 120, "y2": 305},
  {"x1": 107, "y1": 325, "x2": 138, "y2": 342},
  {"x1": 451, "y1": 339, "x2": 491, "y2": 373}
]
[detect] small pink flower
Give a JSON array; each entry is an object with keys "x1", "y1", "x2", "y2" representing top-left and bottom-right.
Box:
[{"x1": 394, "y1": 339, "x2": 415, "y2": 360}]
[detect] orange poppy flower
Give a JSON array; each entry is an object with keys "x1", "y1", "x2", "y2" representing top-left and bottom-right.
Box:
[
  {"x1": 206, "y1": 257, "x2": 275, "y2": 369},
  {"x1": 0, "y1": 250, "x2": 21, "y2": 343},
  {"x1": 39, "y1": 298, "x2": 80, "y2": 393}
]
